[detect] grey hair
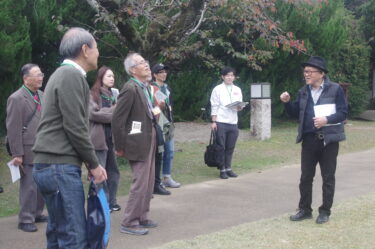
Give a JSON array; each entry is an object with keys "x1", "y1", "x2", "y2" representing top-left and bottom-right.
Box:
[
  {"x1": 59, "y1": 27, "x2": 95, "y2": 59},
  {"x1": 21, "y1": 63, "x2": 39, "y2": 77},
  {"x1": 124, "y1": 52, "x2": 140, "y2": 76}
]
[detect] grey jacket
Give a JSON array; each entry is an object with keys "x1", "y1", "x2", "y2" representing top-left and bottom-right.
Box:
[
  {"x1": 6, "y1": 86, "x2": 43, "y2": 165},
  {"x1": 89, "y1": 91, "x2": 115, "y2": 151},
  {"x1": 33, "y1": 65, "x2": 99, "y2": 169}
]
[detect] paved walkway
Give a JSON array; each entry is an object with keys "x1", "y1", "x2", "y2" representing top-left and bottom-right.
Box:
[{"x1": 1, "y1": 149, "x2": 375, "y2": 249}]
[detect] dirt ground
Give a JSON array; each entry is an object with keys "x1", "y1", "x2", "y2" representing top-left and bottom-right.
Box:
[{"x1": 173, "y1": 122, "x2": 250, "y2": 143}]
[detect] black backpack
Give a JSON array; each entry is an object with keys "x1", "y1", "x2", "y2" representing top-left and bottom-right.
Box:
[{"x1": 204, "y1": 130, "x2": 224, "y2": 168}]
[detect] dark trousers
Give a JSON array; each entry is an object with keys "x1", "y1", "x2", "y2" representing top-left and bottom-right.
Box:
[
  {"x1": 299, "y1": 135, "x2": 339, "y2": 215},
  {"x1": 96, "y1": 142, "x2": 120, "y2": 206},
  {"x1": 154, "y1": 150, "x2": 162, "y2": 188},
  {"x1": 216, "y1": 122, "x2": 239, "y2": 171}
]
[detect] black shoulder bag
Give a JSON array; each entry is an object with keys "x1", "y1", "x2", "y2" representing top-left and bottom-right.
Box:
[{"x1": 204, "y1": 130, "x2": 224, "y2": 168}]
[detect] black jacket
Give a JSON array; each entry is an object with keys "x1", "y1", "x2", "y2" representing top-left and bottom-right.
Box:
[{"x1": 285, "y1": 79, "x2": 348, "y2": 145}]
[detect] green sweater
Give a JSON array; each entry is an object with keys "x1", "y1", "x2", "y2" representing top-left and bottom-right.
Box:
[{"x1": 33, "y1": 65, "x2": 99, "y2": 169}]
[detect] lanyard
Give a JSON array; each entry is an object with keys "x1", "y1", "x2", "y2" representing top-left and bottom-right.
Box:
[
  {"x1": 22, "y1": 85, "x2": 41, "y2": 106},
  {"x1": 60, "y1": 61, "x2": 86, "y2": 77},
  {"x1": 225, "y1": 84, "x2": 233, "y2": 103},
  {"x1": 148, "y1": 85, "x2": 155, "y2": 106},
  {"x1": 61, "y1": 62, "x2": 74, "y2": 66},
  {"x1": 131, "y1": 77, "x2": 153, "y2": 105},
  {"x1": 101, "y1": 94, "x2": 115, "y2": 103}
]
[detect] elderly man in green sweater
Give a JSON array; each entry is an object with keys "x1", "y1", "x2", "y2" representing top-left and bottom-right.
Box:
[{"x1": 32, "y1": 27, "x2": 107, "y2": 249}]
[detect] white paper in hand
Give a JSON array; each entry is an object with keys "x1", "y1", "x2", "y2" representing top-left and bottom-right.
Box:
[
  {"x1": 314, "y1": 104, "x2": 336, "y2": 117},
  {"x1": 155, "y1": 91, "x2": 167, "y2": 102},
  {"x1": 111, "y1": 88, "x2": 120, "y2": 102},
  {"x1": 7, "y1": 160, "x2": 20, "y2": 183}
]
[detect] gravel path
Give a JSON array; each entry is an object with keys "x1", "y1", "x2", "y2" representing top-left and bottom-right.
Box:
[{"x1": 174, "y1": 122, "x2": 250, "y2": 143}]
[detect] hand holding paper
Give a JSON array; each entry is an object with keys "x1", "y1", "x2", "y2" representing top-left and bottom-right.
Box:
[
  {"x1": 225, "y1": 101, "x2": 248, "y2": 109},
  {"x1": 313, "y1": 116, "x2": 328, "y2": 129},
  {"x1": 7, "y1": 160, "x2": 21, "y2": 183},
  {"x1": 313, "y1": 104, "x2": 340, "y2": 128}
]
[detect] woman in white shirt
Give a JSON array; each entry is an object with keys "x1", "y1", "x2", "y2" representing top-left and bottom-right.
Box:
[{"x1": 210, "y1": 67, "x2": 243, "y2": 179}]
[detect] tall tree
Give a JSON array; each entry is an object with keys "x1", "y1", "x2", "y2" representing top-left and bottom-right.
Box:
[
  {"x1": 0, "y1": 0, "x2": 31, "y2": 133},
  {"x1": 253, "y1": 0, "x2": 369, "y2": 117},
  {"x1": 84, "y1": 0, "x2": 307, "y2": 69}
]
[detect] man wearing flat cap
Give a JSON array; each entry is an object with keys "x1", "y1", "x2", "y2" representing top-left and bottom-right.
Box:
[{"x1": 280, "y1": 56, "x2": 348, "y2": 224}]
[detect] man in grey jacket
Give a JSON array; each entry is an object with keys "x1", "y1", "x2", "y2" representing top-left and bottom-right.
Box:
[
  {"x1": 6, "y1": 63, "x2": 47, "y2": 232},
  {"x1": 32, "y1": 28, "x2": 107, "y2": 249}
]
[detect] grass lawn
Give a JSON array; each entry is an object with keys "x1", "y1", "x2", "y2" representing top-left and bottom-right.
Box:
[
  {"x1": 154, "y1": 193, "x2": 375, "y2": 249},
  {"x1": 1, "y1": 119, "x2": 375, "y2": 217}
]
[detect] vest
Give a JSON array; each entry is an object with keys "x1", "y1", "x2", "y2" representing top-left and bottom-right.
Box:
[{"x1": 296, "y1": 80, "x2": 346, "y2": 145}]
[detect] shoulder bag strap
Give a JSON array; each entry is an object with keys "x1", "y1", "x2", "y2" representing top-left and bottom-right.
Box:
[{"x1": 23, "y1": 103, "x2": 38, "y2": 130}]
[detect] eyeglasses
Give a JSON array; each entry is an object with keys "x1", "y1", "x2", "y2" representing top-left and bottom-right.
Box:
[
  {"x1": 131, "y1": 60, "x2": 149, "y2": 68},
  {"x1": 28, "y1": 73, "x2": 45, "y2": 78},
  {"x1": 303, "y1": 70, "x2": 321, "y2": 76}
]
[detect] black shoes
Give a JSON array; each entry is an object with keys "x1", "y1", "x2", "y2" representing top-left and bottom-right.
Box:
[
  {"x1": 110, "y1": 204, "x2": 121, "y2": 212},
  {"x1": 139, "y1": 219, "x2": 158, "y2": 228},
  {"x1": 18, "y1": 215, "x2": 47, "y2": 232},
  {"x1": 153, "y1": 184, "x2": 171, "y2": 195},
  {"x1": 220, "y1": 171, "x2": 238, "y2": 179},
  {"x1": 290, "y1": 210, "x2": 313, "y2": 221},
  {"x1": 18, "y1": 223, "x2": 38, "y2": 232},
  {"x1": 316, "y1": 213, "x2": 329, "y2": 224},
  {"x1": 220, "y1": 172, "x2": 228, "y2": 179},
  {"x1": 226, "y1": 170, "x2": 238, "y2": 178},
  {"x1": 120, "y1": 225, "x2": 148, "y2": 235},
  {"x1": 35, "y1": 215, "x2": 48, "y2": 223}
]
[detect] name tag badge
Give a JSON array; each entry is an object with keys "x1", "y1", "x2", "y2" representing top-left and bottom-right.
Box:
[
  {"x1": 129, "y1": 121, "x2": 142, "y2": 134},
  {"x1": 152, "y1": 106, "x2": 161, "y2": 116}
]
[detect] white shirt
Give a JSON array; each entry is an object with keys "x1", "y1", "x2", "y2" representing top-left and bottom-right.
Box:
[
  {"x1": 210, "y1": 82, "x2": 243, "y2": 124},
  {"x1": 309, "y1": 81, "x2": 325, "y2": 104},
  {"x1": 62, "y1": 59, "x2": 87, "y2": 77}
]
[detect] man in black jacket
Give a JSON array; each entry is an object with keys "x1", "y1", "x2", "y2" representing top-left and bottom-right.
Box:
[{"x1": 280, "y1": 56, "x2": 348, "y2": 224}]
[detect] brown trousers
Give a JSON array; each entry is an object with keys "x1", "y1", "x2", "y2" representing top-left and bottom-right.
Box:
[
  {"x1": 19, "y1": 164, "x2": 44, "y2": 223},
  {"x1": 122, "y1": 128, "x2": 156, "y2": 226}
]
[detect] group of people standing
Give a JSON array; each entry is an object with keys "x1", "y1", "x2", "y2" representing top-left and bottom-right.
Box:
[
  {"x1": 4, "y1": 25, "x2": 348, "y2": 249},
  {"x1": 5, "y1": 27, "x2": 180, "y2": 247}
]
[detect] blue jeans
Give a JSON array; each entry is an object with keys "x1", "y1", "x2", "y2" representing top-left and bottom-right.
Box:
[
  {"x1": 162, "y1": 139, "x2": 174, "y2": 176},
  {"x1": 33, "y1": 164, "x2": 88, "y2": 249}
]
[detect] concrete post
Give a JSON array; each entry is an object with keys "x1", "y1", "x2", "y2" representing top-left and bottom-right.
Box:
[{"x1": 250, "y1": 99, "x2": 271, "y2": 140}]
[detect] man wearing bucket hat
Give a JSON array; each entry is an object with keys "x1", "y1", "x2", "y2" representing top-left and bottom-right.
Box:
[{"x1": 280, "y1": 56, "x2": 348, "y2": 224}]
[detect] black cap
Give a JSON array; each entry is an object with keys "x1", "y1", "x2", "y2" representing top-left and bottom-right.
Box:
[
  {"x1": 301, "y1": 56, "x2": 328, "y2": 73},
  {"x1": 151, "y1": 63, "x2": 168, "y2": 74}
]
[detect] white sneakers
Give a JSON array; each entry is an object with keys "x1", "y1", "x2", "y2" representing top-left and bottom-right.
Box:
[{"x1": 163, "y1": 176, "x2": 181, "y2": 188}]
